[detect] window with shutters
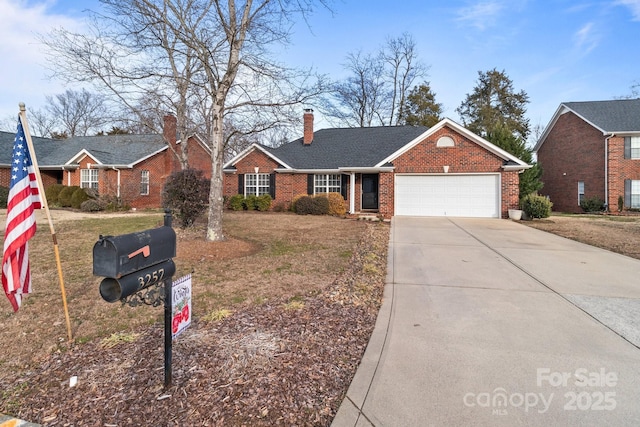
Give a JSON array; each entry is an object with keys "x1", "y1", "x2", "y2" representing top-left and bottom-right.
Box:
[
  {"x1": 314, "y1": 174, "x2": 341, "y2": 194},
  {"x1": 624, "y1": 136, "x2": 640, "y2": 159},
  {"x1": 626, "y1": 180, "x2": 640, "y2": 208},
  {"x1": 245, "y1": 173, "x2": 270, "y2": 196}
]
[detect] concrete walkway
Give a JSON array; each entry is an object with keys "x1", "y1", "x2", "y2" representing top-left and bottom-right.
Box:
[{"x1": 332, "y1": 217, "x2": 640, "y2": 427}]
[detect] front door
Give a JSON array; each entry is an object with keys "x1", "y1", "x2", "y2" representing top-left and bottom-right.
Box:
[{"x1": 362, "y1": 174, "x2": 379, "y2": 210}]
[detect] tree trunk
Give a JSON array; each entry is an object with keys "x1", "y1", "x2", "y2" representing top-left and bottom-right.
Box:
[{"x1": 206, "y1": 102, "x2": 226, "y2": 242}]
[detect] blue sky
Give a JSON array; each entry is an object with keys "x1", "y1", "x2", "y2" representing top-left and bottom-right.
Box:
[{"x1": 2, "y1": 0, "x2": 639, "y2": 141}]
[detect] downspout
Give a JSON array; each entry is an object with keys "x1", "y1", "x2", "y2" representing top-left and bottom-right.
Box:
[
  {"x1": 605, "y1": 133, "x2": 614, "y2": 212},
  {"x1": 111, "y1": 167, "x2": 121, "y2": 198},
  {"x1": 349, "y1": 172, "x2": 356, "y2": 214}
]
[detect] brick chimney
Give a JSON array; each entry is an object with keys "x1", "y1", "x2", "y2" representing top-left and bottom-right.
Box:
[
  {"x1": 163, "y1": 114, "x2": 179, "y2": 174},
  {"x1": 303, "y1": 109, "x2": 314, "y2": 145},
  {"x1": 163, "y1": 114, "x2": 177, "y2": 145}
]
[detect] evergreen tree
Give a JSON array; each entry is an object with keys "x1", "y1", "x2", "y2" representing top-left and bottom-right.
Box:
[
  {"x1": 456, "y1": 68, "x2": 530, "y2": 141},
  {"x1": 487, "y1": 124, "x2": 543, "y2": 198},
  {"x1": 399, "y1": 83, "x2": 443, "y2": 127}
]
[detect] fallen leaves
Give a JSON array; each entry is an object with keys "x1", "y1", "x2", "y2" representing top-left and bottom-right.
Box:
[{"x1": 0, "y1": 222, "x2": 389, "y2": 426}]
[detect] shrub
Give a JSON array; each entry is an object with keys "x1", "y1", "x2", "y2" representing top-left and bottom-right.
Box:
[
  {"x1": 0, "y1": 186, "x2": 8, "y2": 208},
  {"x1": 71, "y1": 187, "x2": 91, "y2": 209},
  {"x1": 295, "y1": 195, "x2": 329, "y2": 215},
  {"x1": 272, "y1": 201, "x2": 287, "y2": 212},
  {"x1": 317, "y1": 192, "x2": 346, "y2": 216},
  {"x1": 229, "y1": 194, "x2": 245, "y2": 211},
  {"x1": 256, "y1": 194, "x2": 272, "y2": 212},
  {"x1": 44, "y1": 184, "x2": 65, "y2": 206},
  {"x1": 80, "y1": 199, "x2": 104, "y2": 212},
  {"x1": 58, "y1": 186, "x2": 80, "y2": 207},
  {"x1": 244, "y1": 195, "x2": 258, "y2": 211},
  {"x1": 580, "y1": 196, "x2": 605, "y2": 213},
  {"x1": 162, "y1": 169, "x2": 210, "y2": 228},
  {"x1": 618, "y1": 195, "x2": 624, "y2": 212},
  {"x1": 98, "y1": 195, "x2": 127, "y2": 211},
  {"x1": 521, "y1": 193, "x2": 552, "y2": 219},
  {"x1": 290, "y1": 193, "x2": 308, "y2": 213}
]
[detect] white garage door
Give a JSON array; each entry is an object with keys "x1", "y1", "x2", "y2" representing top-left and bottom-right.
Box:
[{"x1": 395, "y1": 174, "x2": 500, "y2": 218}]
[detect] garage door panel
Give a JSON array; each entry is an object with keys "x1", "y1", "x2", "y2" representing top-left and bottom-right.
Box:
[{"x1": 395, "y1": 174, "x2": 499, "y2": 218}]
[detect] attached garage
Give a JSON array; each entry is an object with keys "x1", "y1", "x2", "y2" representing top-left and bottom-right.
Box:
[{"x1": 394, "y1": 174, "x2": 500, "y2": 218}]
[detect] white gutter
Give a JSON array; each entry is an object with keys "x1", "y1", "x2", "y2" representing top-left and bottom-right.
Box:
[{"x1": 270, "y1": 167, "x2": 395, "y2": 174}]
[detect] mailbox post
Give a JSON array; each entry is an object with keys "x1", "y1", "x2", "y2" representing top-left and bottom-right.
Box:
[{"x1": 93, "y1": 211, "x2": 177, "y2": 388}]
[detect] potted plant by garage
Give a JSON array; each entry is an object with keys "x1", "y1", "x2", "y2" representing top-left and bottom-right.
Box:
[{"x1": 508, "y1": 208, "x2": 523, "y2": 220}]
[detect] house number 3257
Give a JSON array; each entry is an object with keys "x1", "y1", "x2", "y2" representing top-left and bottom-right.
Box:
[{"x1": 137, "y1": 268, "x2": 166, "y2": 287}]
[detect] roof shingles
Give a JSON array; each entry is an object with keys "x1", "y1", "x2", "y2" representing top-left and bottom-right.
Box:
[
  {"x1": 264, "y1": 125, "x2": 429, "y2": 169},
  {"x1": 0, "y1": 132, "x2": 166, "y2": 167},
  {"x1": 565, "y1": 99, "x2": 640, "y2": 132}
]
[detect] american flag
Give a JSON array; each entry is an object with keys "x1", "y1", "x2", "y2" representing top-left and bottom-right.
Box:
[{"x1": 2, "y1": 116, "x2": 42, "y2": 311}]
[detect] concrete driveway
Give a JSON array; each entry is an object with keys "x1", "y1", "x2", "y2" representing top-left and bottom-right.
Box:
[{"x1": 333, "y1": 217, "x2": 640, "y2": 427}]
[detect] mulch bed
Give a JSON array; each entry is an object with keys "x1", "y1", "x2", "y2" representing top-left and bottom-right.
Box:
[{"x1": 0, "y1": 222, "x2": 389, "y2": 426}]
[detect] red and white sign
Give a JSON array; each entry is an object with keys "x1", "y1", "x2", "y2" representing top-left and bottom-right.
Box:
[{"x1": 171, "y1": 274, "x2": 191, "y2": 339}]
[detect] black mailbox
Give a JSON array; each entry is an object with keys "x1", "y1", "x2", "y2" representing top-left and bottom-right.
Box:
[
  {"x1": 93, "y1": 226, "x2": 176, "y2": 279},
  {"x1": 99, "y1": 259, "x2": 176, "y2": 302}
]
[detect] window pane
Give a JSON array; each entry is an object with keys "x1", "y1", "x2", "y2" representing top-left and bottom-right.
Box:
[
  {"x1": 141, "y1": 170, "x2": 149, "y2": 195},
  {"x1": 245, "y1": 173, "x2": 270, "y2": 197},
  {"x1": 81, "y1": 169, "x2": 98, "y2": 190},
  {"x1": 632, "y1": 180, "x2": 640, "y2": 208},
  {"x1": 328, "y1": 174, "x2": 341, "y2": 192}
]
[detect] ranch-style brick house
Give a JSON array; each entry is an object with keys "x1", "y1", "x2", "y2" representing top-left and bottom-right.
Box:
[
  {"x1": 0, "y1": 115, "x2": 211, "y2": 209},
  {"x1": 534, "y1": 99, "x2": 640, "y2": 213},
  {"x1": 223, "y1": 110, "x2": 530, "y2": 219}
]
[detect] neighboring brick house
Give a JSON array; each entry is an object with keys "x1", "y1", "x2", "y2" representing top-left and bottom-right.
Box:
[
  {"x1": 0, "y1": 115, "x2": 212, "y2": 209},
  {"x1": 223, "y1": 110, "x2": 529, "y2": 219},
  {"x1": 534, "y1": 99, "x2": 640, "y2": 213}
]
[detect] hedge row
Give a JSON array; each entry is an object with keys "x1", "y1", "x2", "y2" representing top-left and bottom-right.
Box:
[
  {"x1": 228, "y1": 194, "x2": 272, "y2": 211},
  {"x1": 292, "y1": 193, "x2": 346, "y2": 216}
]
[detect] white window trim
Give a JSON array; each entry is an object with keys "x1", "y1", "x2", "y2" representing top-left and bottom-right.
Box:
[
  {"x1": 81, "y1": 168, "x2": 99, "y2": 190},
  {"x1": 245, "y1": 173, "x2": 270, "y2": 196},
  {"x1": 631, "y1": 137, "x2": 640, "y2": 159},
  {"x1": 631, "y1": 180, "x2": 640, "y2": 209},
  {"x1": 578, "y1": 181, "x2": 585, "y2": 206},
  {"x1": 140, "y1": 170, "x2": 150, "y2": 195},
  {"x1": 314, "y1": 173, "x2": 341, "y2": 194}
]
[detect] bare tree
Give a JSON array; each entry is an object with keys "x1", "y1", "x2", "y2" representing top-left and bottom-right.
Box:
[
  {"x1": 325, "y1": 50, "x2": 387, "y2": 127},
  {"x1": 323, "y1": 33, "x2": 428, "y2": 127},
  {"x1": 21, "y1": 107, "x2": 57, "y2": 137},
  {"x1": 42, "y1": 0, "x2": 328, "y2": 241},
  {"x1": 382, "y1": 33, "x2": 428, "y2": 125},
  {"x1": 45, "y1": 89, "x2": 108, "y2": 137}
]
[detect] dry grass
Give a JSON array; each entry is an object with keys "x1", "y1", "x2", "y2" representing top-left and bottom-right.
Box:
[
  {"x1": 0, "y1": 210, "x2": 366, "y2": 379},
  {"x1": 523, "y1": 214, "x2": 640, "y2": 259}
]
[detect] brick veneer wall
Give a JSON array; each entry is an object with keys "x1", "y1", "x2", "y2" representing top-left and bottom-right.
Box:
[
  {"x1": 607, "y1": 135, "x2": 640, "y2": 211},
  {"x1": 537, "y1": 112, "x2": 605, "y2": 213},
  {"x1": 223, "y1": 125, "x2": 522, "y2": 218},
  {"x1": 222, "y1": 149, "x2": 345, "y2": 210},
  {"x1": 60, "y1": 138, "x2": 212, "y2": 210},
  {"x1": 387, "y1": 125, "x2": 519, "y2": 218}
]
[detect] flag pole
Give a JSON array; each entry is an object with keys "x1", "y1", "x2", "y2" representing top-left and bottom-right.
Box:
[{"x1": 18, "y1": 103, "x2": 73, "y2": 343}]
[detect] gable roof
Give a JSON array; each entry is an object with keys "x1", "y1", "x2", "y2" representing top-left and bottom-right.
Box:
[
  {"x1": 225, "y1": 118, "x2": 529, "y2": 172},
  {"x1": 265, "y1": 125, "x2": 430, "y2": 169},
  {"x1": 535, "y1": 99, "x2": 640, "y2": 152},
  {"x1": 0, "y1": 132, "x2": 167, "y2": 169}
]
